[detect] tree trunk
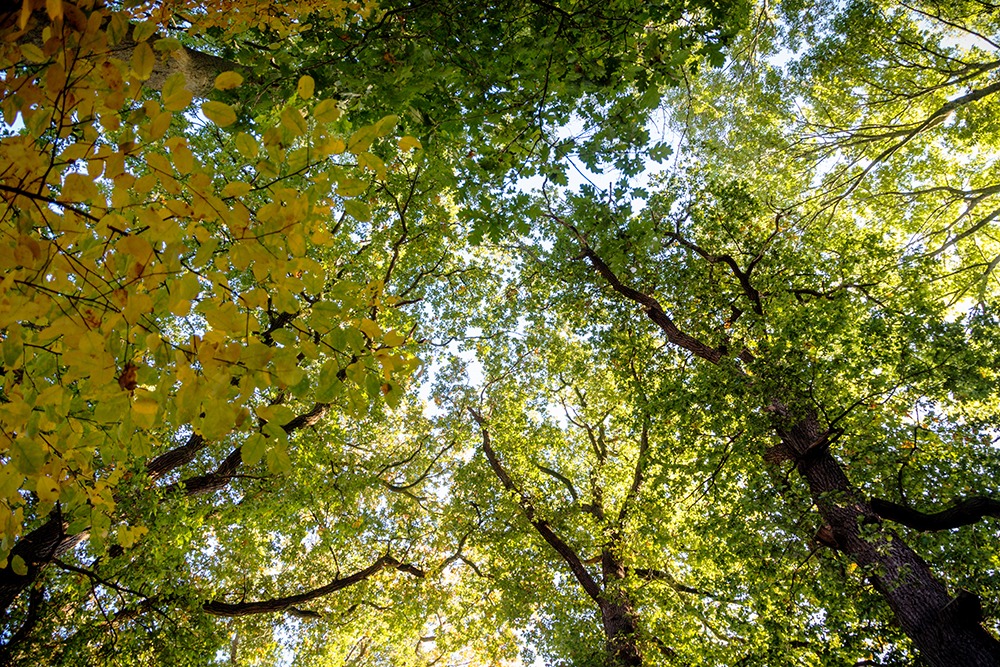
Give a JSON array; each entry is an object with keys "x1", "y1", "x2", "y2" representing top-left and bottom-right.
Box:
[
  {"x1": 777, "y1": 409, "x2": 1000, "y2": 666},
  {"x1": 578, "y1": 244, "x2": 1000, "y2": 665},
  {"x1": 601, "y1": 550, "x2": 643, "y2": 666},
  {"x1": 0, "y1": 516, "x2": 83, "y2": 612}
]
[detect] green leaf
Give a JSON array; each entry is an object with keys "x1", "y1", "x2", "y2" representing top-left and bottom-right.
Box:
[
  {"x1": 10, "y1": 555, "x2": 27, "y2": 576},
  {"x1": 242, "y1": 433, "x2": 267, "y2": 467},
  {"x1": 344, "y1": 199, "x2": 371, "y2": 221}
]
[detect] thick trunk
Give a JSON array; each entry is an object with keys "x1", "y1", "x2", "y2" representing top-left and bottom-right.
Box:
[
  {"x1": 777, "y1": 410, "x2": 1000, "y2": 667},
  {"x1": 579, "y1": 244, "x2": 1000, "y2": 665},
  {"x1": 601, "y1": 551, "x2": 643, "y2": 666},
  {"x1": 0, "y1": 516, "x2": 83, "y2": 611}
]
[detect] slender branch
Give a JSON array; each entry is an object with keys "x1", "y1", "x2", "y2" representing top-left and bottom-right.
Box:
[
  {"x1": 469, "y1": 409, "x2": 603, "y2": 602},
  {"x1": 630, "y1": 568, "x2": 734, "y2": 602},
  {"x1": 663, "y1": 231, "x2": 763, "y2": 315},
  {"x1": 577, "y1": 243, "x2": 728, "y2": 364},
  {"x1": 617, "y1": 415, "x2": 650, "y2": 529},
  {"x1": 533, "y1": 461, "x2": 580, "y2": 503}
]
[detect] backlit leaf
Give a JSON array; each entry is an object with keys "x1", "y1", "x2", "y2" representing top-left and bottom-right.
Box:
[{"x1": 202, "y1": 101, "x2": 237, "y2": 127}]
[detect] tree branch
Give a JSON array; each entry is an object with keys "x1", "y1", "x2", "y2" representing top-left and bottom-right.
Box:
[
  {"x1": 202, "y1": 554, "x2": 423, "y2": 617},
  {"x1": 469, "y1": 409, "x2": 603, "y2": 602},
  {"x1": 871, "y1": 496, "x2": 1000, "y2": 532},
  {"x1": 533, "y1": 461, "x2": 580, "y2": 503},
  {"x1": 578, "y1": 244, "x2": 728, "y2": 364}
]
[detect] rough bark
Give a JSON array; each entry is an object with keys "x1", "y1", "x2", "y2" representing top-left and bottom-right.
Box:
[
  {"x1": 0, "y1": 515, "x2": 84, "y2": 613},
  {"x1": 601, "y1": 551, "x2": 643, "y2": 666},
  {"x1": 774, "y1": 408, "x2": 1000, "y2": 666},
  {"x1": 579, "y1": 240, "x2": 1000, "y2": 666}
]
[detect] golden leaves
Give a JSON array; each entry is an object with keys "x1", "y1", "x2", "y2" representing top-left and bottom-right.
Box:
[
  {"x1": 131, "y1": 42, "x2": 155, "y2": 80},
  {"x1": 398, "y1": 135, "x2": 422, "y2": 152},
  {"x1": 162, "y1": 73, "x2": 192, "y2": 111},
  {"x1": 201, "y1": 100, "x2": 237, "y2": 127},
  {"x1": 0, "y1": 0, "x2": 412, "y2": 559},
  {"x1": 280, "y1": 106, "x2": 307, "y2": 137},
  {"x1": 313, "y1": 99, "x2": 341, "y2": 123},
  {"x1": 215, "y1": 71, "x2": 244, "y2": 91},
  {"x1": 296, "y1": 74, "x2": 315, "y2": 99}
]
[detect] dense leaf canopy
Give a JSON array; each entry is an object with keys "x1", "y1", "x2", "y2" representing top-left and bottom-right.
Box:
[{"x1": 1, "y1": 0, "x2": 1000, "y2": 665}]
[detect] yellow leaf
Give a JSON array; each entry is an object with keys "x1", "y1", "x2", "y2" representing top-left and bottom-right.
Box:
[
  {"x1": 10, "y1": 555, "x2": 27, "y2": 576},
  {"x1": 132, "y1": 396, "x2": 159, "y2": 417},
  {"x1": 170, "y1": 143, "x2": 194, "y2": 174},
  {"x1": 132, "y1": 20, "x2": 157, "y2": 42},
  {"x1": 347, "y1": 125, "x2": 378, "y2": 154},
  {"x1": 154, "y1": 37, "x2": 183, "y2": 53},
  {"x1": 46, "y1": 0, "x2": 62, "y2": 21},
  {"x1": 296, "y1": 75, "x2": 315, "y2": 99},
  {"x1": 221, "y1": 181, "x2": 252, "y2": 198},
  {"x1": 374, "y1": 114, "x2": 399, "y2": 137},
  {"x1": 18, "y1": 0, "x2": 30, "y2": 31},
  {"x1": 265, "y1": 444, "x2": 292, "y2": 474},
  {"x1": 148, "y1": 109, "x2": 172, "y2": 140},
  {"x1": 202, "y1": 101, "x2": 236, "y2": 127},
  {"x1": 357, "y1": 152, "x2": 386, "y2": 180},
  {"x1": 145, "y1": 152, "x2": 172, "y2": 175},
  {"x1": 313, "y1": 99, "x2": 341, "y2": 123},
  {"x1": 214, "y1": 71, "x2": 244, "y2": 91},
  {"x1": 337, "y1": 177, "x2": 367, "y2": 197},
  {"x1": 234, "y1": 132, "x2": 258, "y2": 159},
  {"x1": 273, "y1": 350, "x2": 305, "y2": 387},
  {"x1": 116, "y1": 524, "x2": 148, "y2": 548},
  {"x1": 162, "y1": 73, "x2": 192, "y2": 111},
  {"x1": 19, "y1": 43, "x2": 46, "y2": 64},
  {"x1": 118, "y1": 235, "x2": 153, "y2": 263},
  {"x1": 280, "y1": 107, "x2": 307, "y2": 137},
  {"x1": 359, "y1": 318, "x2": 381, "y2": 339},
  {"x1": 398, "y1": 136, "x2": 422, "y2": 152},
  {"x1": 132, "y1": 42, "x2": 155, "y2": 81},
  {"x1": 36, "y1": 477, "x2": 60, "y2": 503},
  {"x1": 323, "y1": 137, "x2": 346, "y2": 155},
  {"x1": 383, "y1": 330, "x2": 406, "y2": 347},
  {"x1": 123, "y1": 292, "x2": 153, "y2": 325},
  {"x1": 242, "y1": 433, "x2": 267, "y2": 466},
  {"x1": 106, "y1": 12, "x2": 127, "y2": 45}
]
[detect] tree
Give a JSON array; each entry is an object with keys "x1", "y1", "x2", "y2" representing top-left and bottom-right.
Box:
[
  {"x1": 440, "y1": 4, "x2": 998, "y2": 665},
  {"x1": 4, "y1": 0, "x2": 1000, "y2": 665},
  {"x1": 0, "y1": 0, "x2": 748, "y2": 664}
]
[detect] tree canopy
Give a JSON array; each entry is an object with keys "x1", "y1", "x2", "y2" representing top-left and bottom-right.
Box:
[{"x1": 2, "y1": 0, "x2": 1000, "y2": 665}]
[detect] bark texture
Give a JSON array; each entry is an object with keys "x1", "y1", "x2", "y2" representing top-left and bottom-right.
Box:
[
  {"x1": 578, "y1": 238, "x2": 1000, "y2": 666},
  {"x1": 600, "y1": 552, "x2": 643, "y2": 666}
]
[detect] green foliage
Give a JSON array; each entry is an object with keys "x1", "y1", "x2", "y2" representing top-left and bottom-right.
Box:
[{"x1": 3, "y1": 0, "x2": 1000, "y2": 666}]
